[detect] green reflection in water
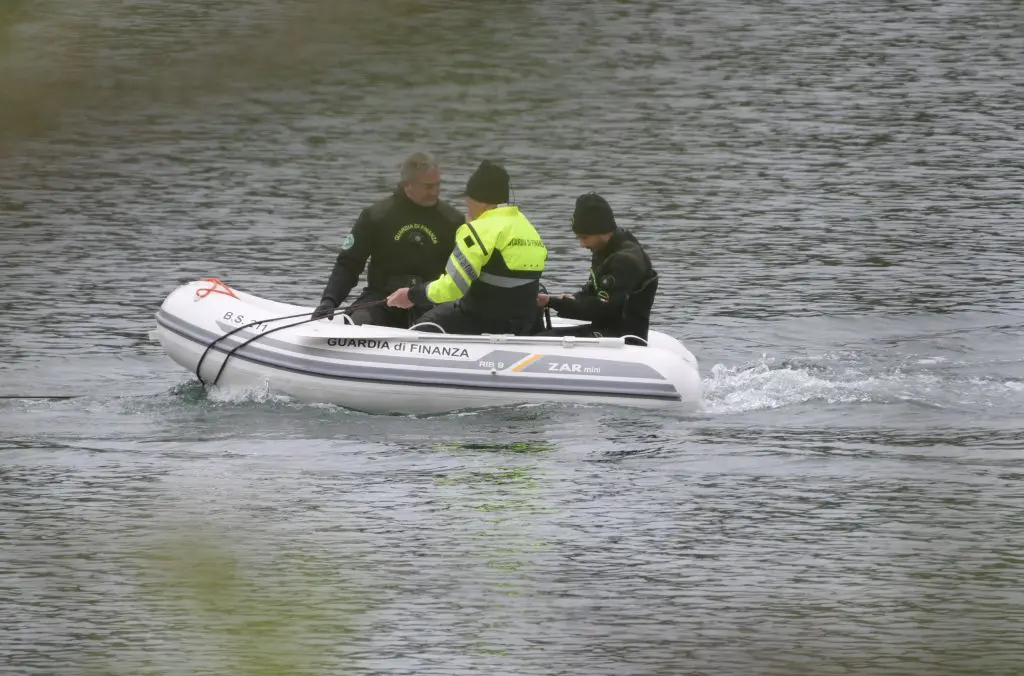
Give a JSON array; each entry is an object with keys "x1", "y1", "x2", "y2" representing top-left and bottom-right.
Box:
[
  {"x1": 432, "y1": 440, "x2": 558, "y2": 455},
  {"x1": 432, "y1": 438, "x2": 558, "y2": 657},
  {"x1": 110, "y1": 524, "x2": 376, "y2": 675}
]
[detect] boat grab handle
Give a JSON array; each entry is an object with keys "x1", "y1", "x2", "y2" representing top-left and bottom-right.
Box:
[
  {"x1": 407, "y1": 321, "x2": 448, "y2": 333},
  {"x1": 621, "y1": 334, "x2": 649, "y2": 346}
]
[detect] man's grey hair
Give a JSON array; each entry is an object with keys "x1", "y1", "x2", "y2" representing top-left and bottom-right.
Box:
[{"x1": 399, "y1": 151, "x2": 440, "y2": 183}]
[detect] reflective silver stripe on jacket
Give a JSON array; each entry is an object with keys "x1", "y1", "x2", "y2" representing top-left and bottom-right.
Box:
[
  {"x1": 479, "y1": 272, "x2": 537, "y2": 288},
  {"x1": 453, "y1": 247, "x2": 479, "y2": 281},
  {"x1": 445, "y1": 260, "x2": 471, "y2": 293}
]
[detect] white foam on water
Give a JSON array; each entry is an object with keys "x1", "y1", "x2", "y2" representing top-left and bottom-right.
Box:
[{"x1": 700, "y1": 353, "x2": 1024, "y2": 417}]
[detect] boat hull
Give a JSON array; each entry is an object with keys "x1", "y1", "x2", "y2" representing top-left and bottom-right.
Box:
[{"x1": 152, "y1": 278, "x2": 703, "y2": 415}]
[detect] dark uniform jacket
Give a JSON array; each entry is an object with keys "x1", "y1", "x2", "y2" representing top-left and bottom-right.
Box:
[
  {"x1": 547, "y1": 229, "x2": 658, "y2": 340},
  {"x1": 320, "y1": 188, "x2": 465, "y2": 305}
]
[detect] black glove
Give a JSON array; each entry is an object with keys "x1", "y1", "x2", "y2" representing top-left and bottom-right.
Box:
[{"x1": 311, "y1": 299, "x2": 336, "y2": 320}]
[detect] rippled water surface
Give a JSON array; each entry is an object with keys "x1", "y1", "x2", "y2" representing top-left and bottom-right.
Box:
[{"x1": 2, "y1": 0, "x2": 1023, "y2": 673}]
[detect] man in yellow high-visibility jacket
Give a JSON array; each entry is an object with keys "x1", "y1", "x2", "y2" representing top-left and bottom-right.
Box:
[{"x1": 386, "y1": 160, "x2": 547, "y2": 335}]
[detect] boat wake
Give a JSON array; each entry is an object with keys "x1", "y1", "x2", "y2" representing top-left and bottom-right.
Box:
[
  {"x1": 701, "y1": 353, "x2": 1024, "y2": 418},
  {"x1": 150, "y1": 349, "x2": 1024, "y2": 423},
  {"x1": 167, "y1": 379, "x2": 340, "y2": 410},
  {"x1": 168, "y1": 379, "x2": 554, "y2": 419},
  {"x1": 5, "y1": 350, "x2": 1019, "y2": 427}
]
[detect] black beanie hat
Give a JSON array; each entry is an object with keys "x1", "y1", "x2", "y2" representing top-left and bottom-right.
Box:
[
  {"x1": 461, "y1": 160, "x2": 510, "y2": 204},
  {"x1": 571, "y1": 192, "x2": 617, "y2": 235}
]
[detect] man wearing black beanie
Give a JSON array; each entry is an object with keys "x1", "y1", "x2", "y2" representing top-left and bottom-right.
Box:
[{"x1": 538, "y1": 192, "x2": 659, "y2": 342}]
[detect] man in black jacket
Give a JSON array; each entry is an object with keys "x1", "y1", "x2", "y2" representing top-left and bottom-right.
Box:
[
  {"x1": 311, "y1": 152, "x2": 465, "y2": 326},
  {"x1": 537, "y1": 192, "x2": 658, "y2": 342}
]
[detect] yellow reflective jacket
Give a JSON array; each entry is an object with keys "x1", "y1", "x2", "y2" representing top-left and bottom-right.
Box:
[{"x1": 409, "y1": 205, "x2": 547, "y2": 321}]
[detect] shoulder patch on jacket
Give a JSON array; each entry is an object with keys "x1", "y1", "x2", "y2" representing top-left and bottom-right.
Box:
[
  {"x1": 341, "y1": 233, "x2": 355, "y2": 250},
  {"x1": 599, "y1": 273, "x2": 616, "y2": 290},
  {"x1": 464, "y1": 235, "x2": 475, "y2": 248}
]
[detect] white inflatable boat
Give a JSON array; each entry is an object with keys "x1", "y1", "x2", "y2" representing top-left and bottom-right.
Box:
[{"x1": 151, "y1": 277, "x2": 703, "y2": 415}]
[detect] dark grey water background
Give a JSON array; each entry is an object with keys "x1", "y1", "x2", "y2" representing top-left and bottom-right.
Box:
[{"x1": 2, "y1": 1, "x2": 1022, "y2": 674}]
